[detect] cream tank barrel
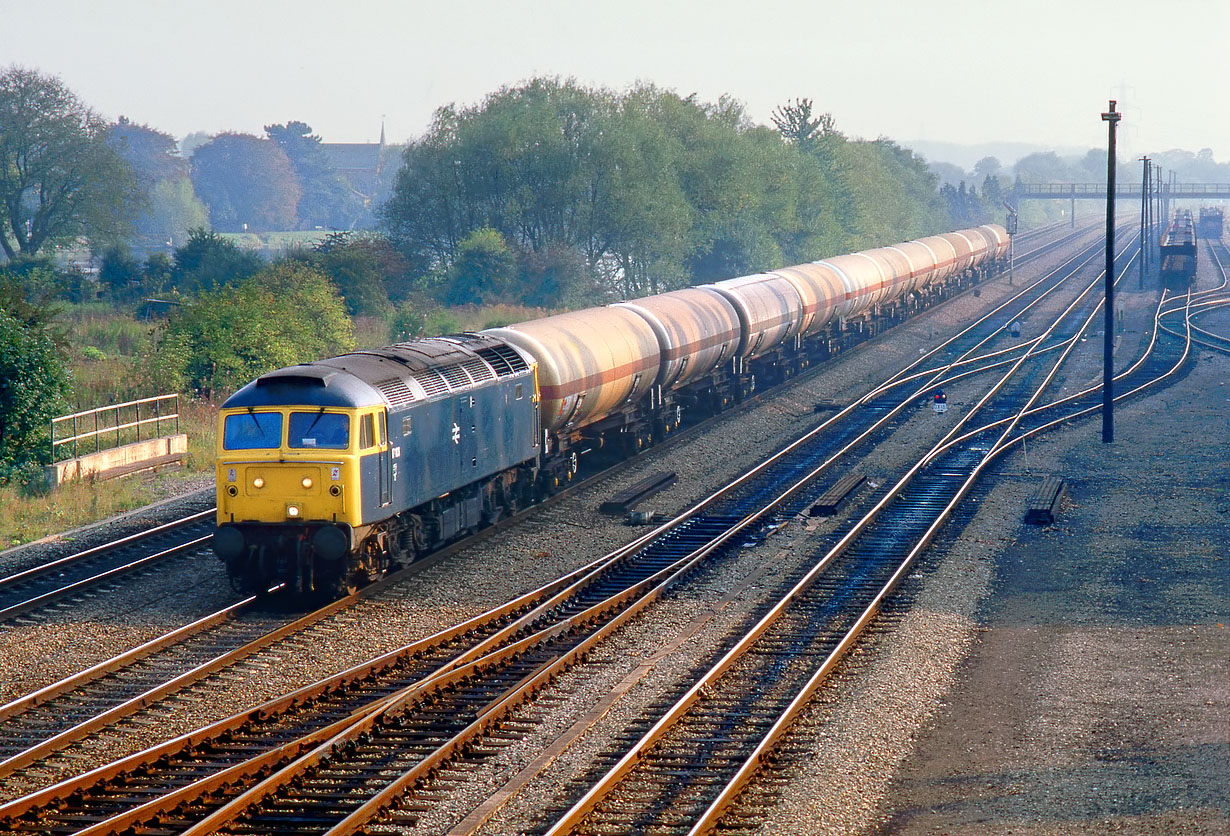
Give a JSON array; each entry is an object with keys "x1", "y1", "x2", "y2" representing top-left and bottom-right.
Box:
[
  {"x1": 701, "y1": 273, "x2": 805, "y2": 359},
  {"x1": 485, "y1": 307, "x2": 661, "y2": 432},
  {"x1": 614, "y1": 288, "x2": 741, "y2": 391}
]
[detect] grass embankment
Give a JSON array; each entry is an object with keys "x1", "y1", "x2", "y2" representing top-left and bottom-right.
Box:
[{"x1": 0, "y1": 399, "x2": 217, "y2": 549}]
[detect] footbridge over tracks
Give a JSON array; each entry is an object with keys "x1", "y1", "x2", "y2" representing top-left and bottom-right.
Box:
[{"x1": 1010, "y1": 182, "x2": 1230, "y2": 226}]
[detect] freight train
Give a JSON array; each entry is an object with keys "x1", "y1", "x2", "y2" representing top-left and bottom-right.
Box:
[
  {"x1": 213, "y1": 225, "x2": 1010, "y2": 596},
  {"x1": 1160, "y1": 210, "x2": 1197, "y2": 287}
]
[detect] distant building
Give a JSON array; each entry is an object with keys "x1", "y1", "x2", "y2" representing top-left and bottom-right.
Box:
[{"x1": 321, "y1": 124, "x2": 401, "y2": 221}]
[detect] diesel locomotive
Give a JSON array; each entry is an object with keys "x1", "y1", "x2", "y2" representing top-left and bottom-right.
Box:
[{"x1": 213, "y1": 225, "x2": 1010, "y2": 596}]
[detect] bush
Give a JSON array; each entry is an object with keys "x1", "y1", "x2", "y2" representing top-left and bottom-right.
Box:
[
  {"x1": 422, "y1": 308, "x2": 462, "y2": 337},
  {"x1": 150, "y1": 261, "x2": 354, "y2": 398},
  {"x1": 0, "y1": 306, "x2": 70, "y2": 468},
  {"x1": 171, "y1": 227, "x2": 264, "y2": 293}
]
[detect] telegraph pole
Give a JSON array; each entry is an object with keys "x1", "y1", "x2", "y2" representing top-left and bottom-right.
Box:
[
  {"x1": 1101, "y1": 100, "x2": 1120, "y2": 444},
  {"x1": 1139, "y1": 156, "x2": 1149, "y2": 289}
]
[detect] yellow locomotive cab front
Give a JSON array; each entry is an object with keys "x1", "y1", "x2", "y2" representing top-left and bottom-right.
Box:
[{"x1": 216, "y1": 407, "x2": 362, "y2": 528}]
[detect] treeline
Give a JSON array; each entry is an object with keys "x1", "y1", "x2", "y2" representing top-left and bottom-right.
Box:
[
  {"x1": 0, "y1": 66, "x2": 390, "y2": 260},
  {"x1": 0, "y1": 71, "x2": 995, "y2": 479},
  {"x1": 381, "y1": 82, "x2": 956, "y2": 307}
]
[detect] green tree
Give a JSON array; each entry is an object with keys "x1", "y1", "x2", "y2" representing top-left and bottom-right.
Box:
[
  {"x1": 383, "y1": 79, "x2": 955, "y2": 305},
  {"x1": 0, "y1": 66, "x2": 140, "y2": 258},
  {"x1": 0, "y1": 286, "x2": 69, "y2": 469},
  {"x1": 973, "y1": 156, "x2": 1002, "y2": 182},
  {"x1": 110, "y1": 119, "x2": 210, "y2": 246},
  {"x1": 291, "y1": 231, "x2": 398, "y2": 317},
  {"x1": 152, "y1": 260, "x2": 353, "y2": 397},
  {"x1": 98, "y1": 245, "x2": 143, "y2": 304},
  {"x1": 189, "y1": 133, "x2": 300, "y2": 232},
  {"x1": 142, "y1": 252, "x2": 173, "y2": 297},
  {"x1": 770, "y1": 97, "x2": 836, "y2": 155},
  {"x1": 265, "y1": 121, "x2": 363, "y2": 230},
  {"x1": 443, "y1": 227, "x2": 516, "y2": 306},
  {"x1": 170, "y1": 228, "x2": 264, "y2": 293}
]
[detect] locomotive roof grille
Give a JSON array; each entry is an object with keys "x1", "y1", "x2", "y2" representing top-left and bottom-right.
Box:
[
  {"x1": 475, "y1": 344, "x2": 529, "y2": 376},
  {"x1": 439, "y1": 363, "x2": 472, "y2": 389},
  {"x1": 461, "y1": 357, "x2": 496, "y2": 383},
  {"x1": 412, "y1": 369, "x2": 450, "y2": 398},
  {"x1": 375, "y1": 377, "x2": 417, "y2": 408}
]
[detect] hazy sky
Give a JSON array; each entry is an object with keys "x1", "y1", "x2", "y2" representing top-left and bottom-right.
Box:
[{"x1": 4, "y1": 0, "x2": 1227, "y2": 165}]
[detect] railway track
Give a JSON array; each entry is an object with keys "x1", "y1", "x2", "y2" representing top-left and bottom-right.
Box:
[
  {"x1": 1161, "y1": 239, "x2": 1230, "y2": 354},
  {"x1": 537, "y1": 239, "x2": 1203, "y2": 836},
  {"x1": 0, "y1": 218, "x2": 1126, "y2": 831},
  {"x1": 0, "y1": 223, "x2": 1093, "y2": 736},
  {"x1": 0, "y1": 511, "x2": 216, "y2": 624}
]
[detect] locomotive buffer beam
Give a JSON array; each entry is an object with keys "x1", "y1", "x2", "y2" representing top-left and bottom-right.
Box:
[{"x1": 599, "y1": 471, "x2": 678, "y2": 515}]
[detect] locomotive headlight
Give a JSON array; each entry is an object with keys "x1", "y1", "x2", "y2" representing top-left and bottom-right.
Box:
[
  {"x1": 253, "y1": 477, "x2": 265, "y2": 489},
  {"x1": 287, "y1": 504, "x2": 301, "y2": 518},
  {"x1": 301, "y1": 477, "x2": 313, "y2": 489}
]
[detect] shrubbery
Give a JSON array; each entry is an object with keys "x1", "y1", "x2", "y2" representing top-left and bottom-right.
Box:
[{"x1": 150, "y1": 261, "x2": 354, "y2": 398}]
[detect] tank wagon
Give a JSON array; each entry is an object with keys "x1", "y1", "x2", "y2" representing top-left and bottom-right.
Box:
[
  {"x1": 214, "y1": 225, "x2": 1009, "y2": 595},
  {"x1": 1160, "y1": 210, "x2": 1197, "y2": 288}
]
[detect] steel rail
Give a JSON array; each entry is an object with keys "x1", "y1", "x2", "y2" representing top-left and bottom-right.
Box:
[
  {"x1": 0, "y1": 535, "x2": 214, "y2": 623},
  {"x1": 542, "y1": 235, "x2": 1144, "y2": 836},
  {"x1": 686, "y1": 251, "x2": 1198, "y2": 836},
  {"x1": 0, "y1": 596, "x2": 256, "y2": 724},
  {"x1": 0, "y1": 509, "x2": 214, "y2": 589},
  {"x1": 0, "y1": 224, "x2": 1089, "y2": 834}
]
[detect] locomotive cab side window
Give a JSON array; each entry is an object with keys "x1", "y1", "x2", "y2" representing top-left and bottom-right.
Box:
[
  {"x1": 223, "y1": 411, "x2": 283, "y2": 450},
  {"x1": 359, "y1": 413, "x2": 375, "y2": 449},
  {"x1": 288, "y1": 411, "x2": 349, "y2": 449}
]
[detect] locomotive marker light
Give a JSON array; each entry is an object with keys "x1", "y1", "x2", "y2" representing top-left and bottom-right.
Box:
[{"x1": 1101, "y1": 100, "x2": 1121, "y2": 444}]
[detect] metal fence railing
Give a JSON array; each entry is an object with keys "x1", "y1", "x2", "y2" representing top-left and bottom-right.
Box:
[{"x1": 51, "y1": 394, "x2": 181, "y2": 463}]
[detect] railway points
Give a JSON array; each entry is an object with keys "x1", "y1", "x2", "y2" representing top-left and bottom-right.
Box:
[{"x1": 0, "y1": 220, "x2": 1224, "y2": 834}]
